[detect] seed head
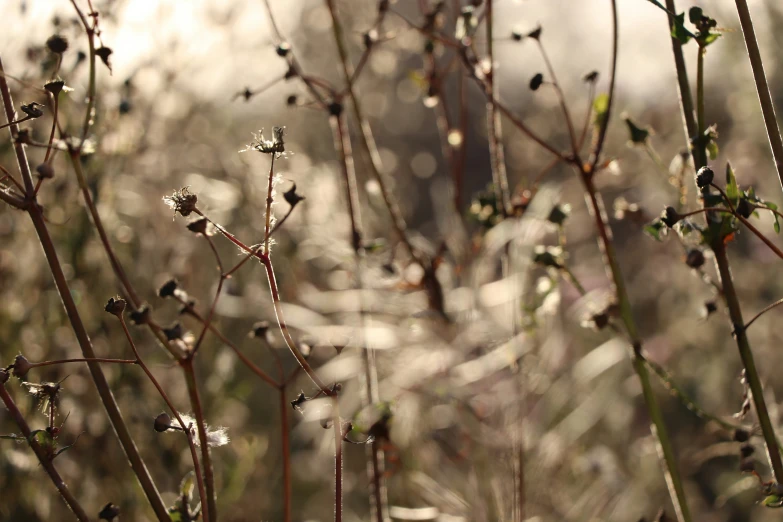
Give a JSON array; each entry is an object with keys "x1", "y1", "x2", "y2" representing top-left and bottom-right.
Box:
[
  {"x1": 529, "y1": 73, "x2": 544, "y2": 91},
  {"x1": 104, "y1": 296, "x2": 126, "y2": 317},
  {"x1": 154, "y1": 412, "x2": 173, "y2": 432},
  {"x1": 21, "y1": 102, "x2": 44, "y2": 118},
  {"x1": 46, "y1": 34, "x2": 69, "y2": 54},
  {"x1": 36, "y1": 163, "x2": 55, "y2": 179},
  {"x1": 129, "y1": 303, "x2": 151, "y2": 325},
  {"x1": 158, "y1": 279, "x2": 179, "y2": 298},
  {"x1": 283, "y1": 182, "x2": 305, "y2": 207},
  {"x1": 695, "y1": 166, "x2": 714, "y2": 189},
  {"x1": 11, "y1": 354, "x2": 33, "y2": 378},
  {"x1": 163, "y1": 187, "x2": 199, "y2": 217},
  {"x1": 95, "y1": 47, "x2": 113, "y2": 73},
  {"x1": 98, "y1": 502, "x2": 121, "y2": 521}
]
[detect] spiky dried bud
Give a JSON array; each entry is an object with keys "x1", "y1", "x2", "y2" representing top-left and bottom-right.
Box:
[
  {"x1": 695, "y1": 166, "x2": 714, "y2": 189},
  {"x1": 95, "y1": 47, "x2": 113, "y2": 72},
  {"x1": 11, "y1": 355, "x2": 33, "y2": 378},
  {"x1": 158, "y1": 279, "x2": 179, "y2": 298},
  {"x1": 283, "y1": 183, "x2": 305, "y2": 207},
  {"x1": 286, "y1": 94, "x2": 298, "y2": 106},
  {"x1": 685, "y1": 249, "x2": 705, "y2": 269},
  {"x1": 163, "y1": 187, "x2": 198, "y2": 217},
  {"x1": 44, "y1": 78, "x2": 65, "y2": 96},
  {"x1": 104, "y1": 296, "x2": 126, "y2": 317},
  {"x1": 153, "y1": 412, "x2": 172, "y2": 432},
  {"x1": 46, "y1": 34, "x2": 69, "y2": 54},
  {"x1": 36, "y1": 163, "x2": 54, "y2": 179},
  {"x1": 291, "y1": 392, "x2": 307, "y2": 412},
  {"x1": 529, "y1": 73, "x2": 543, "y2": 91},
  {"x1": 21, "y1": 102, "x2": 44, "y2": 118},
  {"x1": 98, "y1": 502, "x2": 121, "y2": 521},
  {"x1": 129, "y1": 304, "x2": 151, "y2": 325}
]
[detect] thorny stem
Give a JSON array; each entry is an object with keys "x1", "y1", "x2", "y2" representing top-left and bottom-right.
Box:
[
  {"x1": 181, "y1": 358, "x2": 218, "y2": 522},
  {"x1": 264, "y1": 155, "x2": 277, "y2": 255},
  {"x1": 577, "y1": 3, "x2": 693, "y2": 521},
  {"x1": 0, "y1": 54, "x2": 170, "y2": 522},
  {"x1": 733, "y1": 0, "x2": 783, "y2": 190},
  {"x1": 0, "y1": 375, "x2": 92, "y2": 522},
  {"x1": 117, "y1": 317, "x2": 209, "y2": 522}
]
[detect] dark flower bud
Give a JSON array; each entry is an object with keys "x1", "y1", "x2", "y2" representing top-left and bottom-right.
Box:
[
  {"x1": 740, "y1": 443, "x2": 755, "y2": 458},
  {"x1": 685, "y1": 249, "x2": 705, "y2": 269},
  {"x1": 547, "y1": 204, "x2": 570, "y2": 226},
  {"x1": 284, "y1": 183, "x2": 305, "y2": 207},
  {"x1": 276, "y1": 42, "x2": 291, "y2": 57},
  {"x1": 661, "y1": 206, "x2": 680, "y2": 228},
  {"x1": 129, "y1": 304, "x2": 151, "y2": 325},
  {"x1": 119, "y1": 99, "x2": 132, "y2": 114},
  {"x1": 186, "y1": 217, "x2": 211, "y2": 235},
  {"x1": 46, "y1": 34, "x2": 69, "y2": 54},
  {"x1": 695, "y1": 166, "x2": 714, "y2": 189},
  {"x1": 736, "y1": 198, "x2": 753, "y2": 219},
  {"x1": 21, "y1": 102, "x2": 44, "y2": 118},
  {"x1": 739, "y1": 458, "x2": 755, "y2": 473},
  {"x1": 423, "y1": 40, "x2": 435, "y2": 54},
  {"x1": 36, "y1": 163, "x2": 54, "y2": 179},
  {"x1": 591, "y1": 312, "x2": 610, "y2": 330},
  {"x1": 529, "y1": 73, "x2": 543, "y2": 91},
  {"x1": 95, "y1": 47, "x2": 113, "y2": 72},
  {"x1": 583, "y1": 71, "x2": 599, "y2": 83},
  {"x1": 511, "y1": 29, "x2": 523, "y2": 42},
  {"x1": 328, "y1": 101, "x2": 343, "y2": 116},
  {"x1": 44, "y1": 78, "x2": 65, "y2": 96},
  {"x1": 162, "y1": 322, "x2": 184, "y2": 341},
  {"x1": 104, "y1": 296, "x2": 126, "y2": 317},
  {"x1": 733, "y1": 428, "x2": 750, "y2": 442},
  {"x1": 158, "y1": 279, "x2": 179, "y2": 298},
  {"x1": 98, "y1": 502, "x2": 121, "y2": 521},
  {"x1": 250, "y1": 321, "x2": 270, "y2": 339},
  {"x1": 178, "y1": 299, "x2": 197, "y2": 316},
  {"x1": 291, "y1": 392, "x2": 307, "y2": 412},
  {"x1": 11, "y1": 354, "x2": 33, "y2": 378},
  {"x1": 703, "y1": 300, "x2": 717, "y2": 318},
  {"x1": 527, "y1": 25, "x2": 542, "y2": 40},
  {"x1": 153, "y1": 412, "x2": 172, "y2": 432},
  {"x1": 286, "y1": 94, "x2": 298, "y2": 106}
]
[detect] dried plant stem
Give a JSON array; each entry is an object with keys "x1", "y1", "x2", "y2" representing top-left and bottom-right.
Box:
[
  {"x1": 333, "y1": 401, "x2": 344, "y2": 522},
  {"x1": 733, "y1": 0, "x2": 783, "y2": 189},
  {"x1": 29, "y1": 357, "x2": 138, "y2": 369},
  {"x1": 485, "y1": 0, "x2": 510, "y2": 216},
  {"x1": 279, "y1": 383, "x2": 292, "y2": 522},
  {"x1": 264, "y1": 155, "x2": 277, "y2": 255},
  {"x1": 181, "y1": 358, "x2": 218, "y2": 522},
  {"x1": 0, "y1": 376, "x2": 91, "y2": 522},
  {"x1": 577, "y1": 3, "x2": 692, "y2": 521},
  {"x1": 0, "y1": 54, "x2": 170, "y2": 522},
  {"x1": 117, "y1": 318, "x2": 209, "y2": 522},
  {"x1": 330, "y1": 110, "x2": 388, "y2": 522}
]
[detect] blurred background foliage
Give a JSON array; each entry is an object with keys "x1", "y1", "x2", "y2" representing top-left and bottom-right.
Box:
[{"x1": 2, "y1": 0, "x2": 783, "y2": 521}]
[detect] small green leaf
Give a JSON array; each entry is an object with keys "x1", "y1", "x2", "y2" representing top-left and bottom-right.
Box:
[
  {"x1": 671, "y1": 12, "x2": 695, "y2": 44},
  {"x1": 706, "y1": 140, "x2": 719, "y2": 160},
  {"x1": 703, "y1": 33, "x2": 721, "y2": 46},
  {"x1": 180, "y1": 471, "x2": 196, "y2": 504},
  {"x1": 764, "y1": 494, "x2": 783, "y2": 508},
  {"x1": 593, "y1": 94, "x2": 609, "y2": 128},
  {"x1": 623, "y1": 116, "x2": 650, "y2": 145},
  {"x1": 644, "y1": 218, "x2": 667, "y2": 241},
  {"x1": 725, "y1": 163, "x2": 740, "y2": 204}
]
